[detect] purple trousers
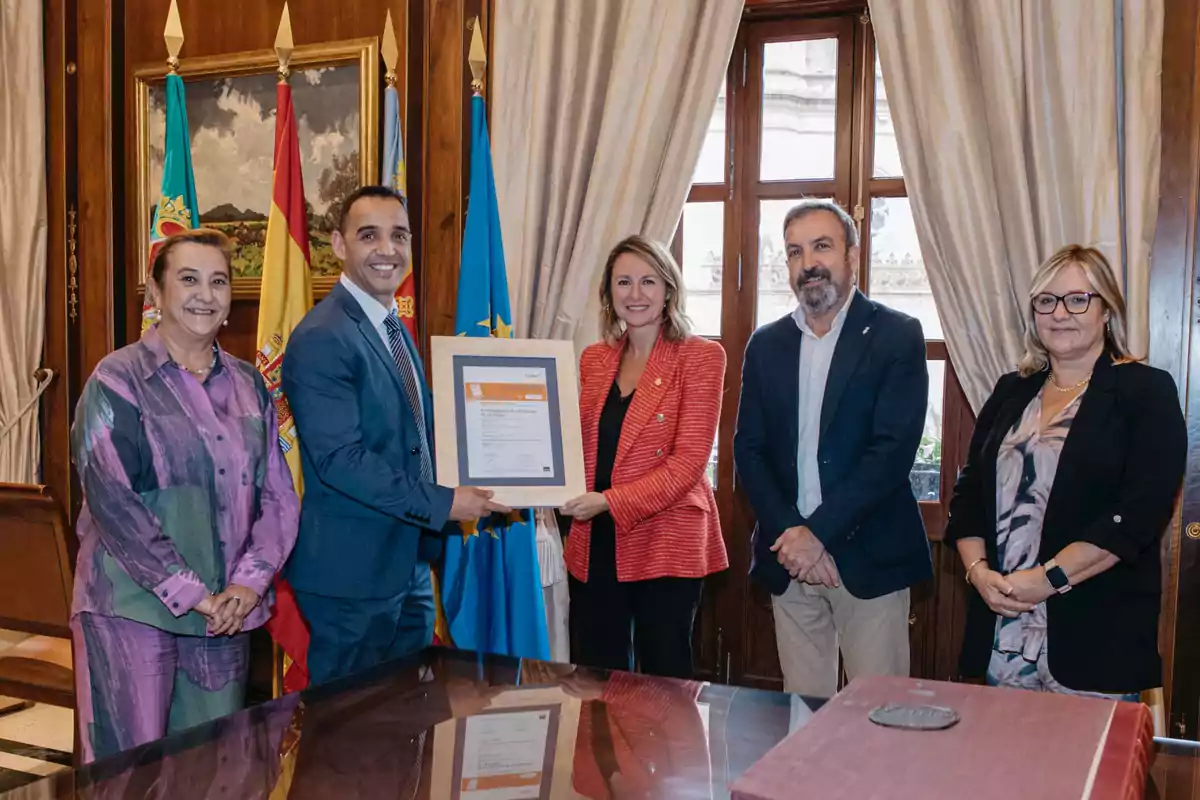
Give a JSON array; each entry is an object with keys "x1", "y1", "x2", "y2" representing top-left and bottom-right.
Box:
[{"x1": 71, "y1": 612, "x2": 249, "y2": 764}]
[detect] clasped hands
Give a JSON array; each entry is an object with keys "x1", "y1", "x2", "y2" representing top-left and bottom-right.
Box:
[
  {"x1": 771, "y1": 525, "x2": 840, "y2": 588},
  {"x1": 195, "y1": 584, "x2": 260, "y2": 636},
  {"x1": 968, "y1": 564, "x2": 1053, "y2": 618}
]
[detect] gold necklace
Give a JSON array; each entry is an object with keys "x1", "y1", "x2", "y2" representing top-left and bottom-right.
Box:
[
  {"x1": 1047, "y1": 372, "x2": 1091, "y2": 393},
  {"x1": 170, "y1": 344, "x2": 218, "y2": 377}
]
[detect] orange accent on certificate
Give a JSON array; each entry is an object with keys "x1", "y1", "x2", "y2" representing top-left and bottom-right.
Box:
[{"x1": 465, "y1": 382, "x2": 548, "y2": 403}]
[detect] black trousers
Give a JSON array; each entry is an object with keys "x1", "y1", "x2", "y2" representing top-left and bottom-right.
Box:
[{"x1": 568, "y1": 515, "x2": 703, "y2": 679}]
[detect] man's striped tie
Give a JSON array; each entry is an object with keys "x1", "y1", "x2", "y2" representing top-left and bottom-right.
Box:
[{"x1": 384, "y1": 311, "x2": 434, "y2": 482}]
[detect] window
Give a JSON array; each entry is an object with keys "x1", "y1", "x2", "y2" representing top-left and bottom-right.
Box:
[{"x1": 673, "y1": 9, "x2": 967, "y2": 522}]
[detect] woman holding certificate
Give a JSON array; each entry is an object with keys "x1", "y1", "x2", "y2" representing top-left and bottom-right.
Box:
[{"x1": 563, "y1": 235, "x2": 728, "y2": 679}]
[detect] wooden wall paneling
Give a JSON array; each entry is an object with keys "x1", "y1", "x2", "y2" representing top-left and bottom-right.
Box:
[
  {"x1": 76, "y1": 0, "x2": 117, "y2": 387},
  {"x1": 1154, "y1": 0, "x2": 1200, "y2": 741},
  {"x1": 421, "y1": 0, "x2": 467, "y2": 349},
  {"x1": 42, "y1": 0, "x2": 77, "y2": 518}
]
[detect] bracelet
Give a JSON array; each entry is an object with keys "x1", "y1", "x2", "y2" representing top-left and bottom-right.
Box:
[{"x1": 964, "y1": 557, "x2": 987, "y2": 584}]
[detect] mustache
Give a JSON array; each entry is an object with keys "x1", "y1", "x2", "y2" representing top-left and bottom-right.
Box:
[{"x1": 796, "y1": 267, "x2": 832, "y2": 288}]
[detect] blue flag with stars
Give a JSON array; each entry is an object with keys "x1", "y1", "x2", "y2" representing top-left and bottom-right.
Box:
[{"x1": 443, "y1": 93, "x2": 550, "y2": 661}]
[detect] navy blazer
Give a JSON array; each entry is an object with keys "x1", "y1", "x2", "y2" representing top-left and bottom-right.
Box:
[
  {"x1": 946, "y1": 354, "x2": 1185, "y2": 693},
  {"x1": 733, "y1": 292, "x2": 932, "y2": 599},
  {"x1": 281, "y1": 282, "x2": 455, "y2": 599}
]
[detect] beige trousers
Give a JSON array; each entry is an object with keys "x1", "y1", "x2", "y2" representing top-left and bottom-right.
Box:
[{"x1": 771, "y1": 580, "x2": 911, "y2": 697}]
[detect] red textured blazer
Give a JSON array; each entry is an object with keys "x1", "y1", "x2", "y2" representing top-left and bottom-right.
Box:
[{"x1": 565, "y1": 333, "x2": 729, "y2": 583}]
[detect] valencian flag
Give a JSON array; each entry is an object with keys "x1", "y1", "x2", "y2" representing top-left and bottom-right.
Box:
[
  {"x1": 441, "y1": 91, "x2": 550, "y2": 661},
  {"x1": 382, "y1": 80, "x2": 418, "y2": 335},
  {"x1": 257, "y1": 74, "x2": 313, "y2": 695},
  {"x1": 142, "y1": 71, "x2": 201, "y2": 333}
]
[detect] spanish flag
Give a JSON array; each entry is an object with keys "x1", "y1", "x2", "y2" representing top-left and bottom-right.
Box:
[{"x1": 257, "y1": 74, "x2": 313, "y2": 696}]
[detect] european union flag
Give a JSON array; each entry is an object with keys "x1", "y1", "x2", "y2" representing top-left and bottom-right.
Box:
[{"x1": 442, "y1": 92, "x2": 550, "y2": 661}]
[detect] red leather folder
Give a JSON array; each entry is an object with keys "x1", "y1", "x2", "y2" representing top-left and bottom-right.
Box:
[{"x1": 730, "y1": 675, "x2": 1154, "y2": 800}]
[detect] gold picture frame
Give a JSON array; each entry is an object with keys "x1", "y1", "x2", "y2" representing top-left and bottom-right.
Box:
[{"x1": 131, "y1": 37, "x2": 380, "y2": 299}]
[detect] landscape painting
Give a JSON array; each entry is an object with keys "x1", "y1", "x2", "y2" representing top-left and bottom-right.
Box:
[{"x1": 135, "y1": 39, "x2": 379, "y2": 293}]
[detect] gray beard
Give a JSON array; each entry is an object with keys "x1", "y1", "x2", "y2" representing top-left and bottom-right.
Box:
[{"x1": 799, "y1": 279, "x2": 842, "y2": 317}]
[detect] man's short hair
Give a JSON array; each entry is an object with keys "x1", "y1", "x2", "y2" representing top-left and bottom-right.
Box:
[
  {"x1": 782, "y1": 198, "x2": 859, "y2": 248},
  {"x1": 337, "y1": 185, "x2": 409, "y2": 233}
]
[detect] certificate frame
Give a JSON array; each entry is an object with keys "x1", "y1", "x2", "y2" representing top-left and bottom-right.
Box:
[
  {"x1": 431, "y1": 336, "x2": 586, "y2": 508},
  {"x1": 430, "y1": 687, "x2": 583, "y2": 799}
]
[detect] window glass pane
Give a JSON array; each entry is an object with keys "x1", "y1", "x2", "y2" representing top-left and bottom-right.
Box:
[
  {"x1": 911, "y1": 359, "x2": 944, "y2": 501},
  {"x1": 692, "y1": 81, "x2": 727, "y2": 184},
  {"x1": 756, "y1": 198, "x2": 825, "y2": 328},
  {"x1": 872, "y1": 54, "x2": 902, "y2": 178},
  {"x1": 866, "y1": 196, "x2": 942, "y2": 339},
  {"x1": 681, "y1": 202, "x2": 724, "y2": 337},
  {"x1": 761, "y1": 39, "x2": 838, "y2": 181}
]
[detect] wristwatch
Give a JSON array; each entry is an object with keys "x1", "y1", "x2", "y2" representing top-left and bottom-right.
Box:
[{"x1": 1043, "y1": 559, "x2": 1071, "y2": 594}]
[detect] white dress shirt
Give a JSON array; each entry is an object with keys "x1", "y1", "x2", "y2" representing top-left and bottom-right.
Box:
[{"x1": 793, "y1": 289, "x2": 856, "y2": 518}]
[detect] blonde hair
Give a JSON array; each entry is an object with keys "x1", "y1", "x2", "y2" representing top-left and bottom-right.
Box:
[
  {"x1": 598, "y1": 235, "x2": 692, "y2": 343},
  {"x1": 1017, "y1": 245, "x2": 1137, "y2": 377}
]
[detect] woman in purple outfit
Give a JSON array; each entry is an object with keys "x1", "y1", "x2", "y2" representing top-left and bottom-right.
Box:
[{"x1": 70, "y1": 228, "x2": 299, "y2": 763}]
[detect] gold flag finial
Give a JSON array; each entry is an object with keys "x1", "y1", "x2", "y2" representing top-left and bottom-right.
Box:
[
  {"x1": 382, "y1": 9, "x2": 399, "y2": 87},
  {"x1": 164, "y1": 0, "x2": 184, "y2": 73},
  {"x1": 275, "y1": 1, "x2": 295, "y2": 80},
  {"x1": 468, "y1": 16, "x2": 486, "y2": 95}
]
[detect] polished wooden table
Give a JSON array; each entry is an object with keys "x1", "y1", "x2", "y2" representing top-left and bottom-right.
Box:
[{"x1": 2, "y1": 647, "x2": 1198, "y2": 799}]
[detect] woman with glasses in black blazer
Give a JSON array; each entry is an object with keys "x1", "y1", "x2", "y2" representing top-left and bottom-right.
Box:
[{"x1": 947, "y1": 244, "x2": 1185, "y2": 698}]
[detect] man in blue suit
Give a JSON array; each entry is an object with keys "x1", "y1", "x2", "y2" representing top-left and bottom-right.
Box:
[
  {"x1": 282, "y1": 186, "x2": 507, "y2": 686},
  {"x1": 733, "y1": 198, "x2": 931, "y2": 698}
]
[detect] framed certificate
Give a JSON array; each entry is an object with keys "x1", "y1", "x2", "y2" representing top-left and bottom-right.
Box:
[
  {"x1": 430, "y1": 336, "x2": 586, "y2": 508},
  {"x1": 430, "y1": 687, "x2": 583, "y2": 800}
]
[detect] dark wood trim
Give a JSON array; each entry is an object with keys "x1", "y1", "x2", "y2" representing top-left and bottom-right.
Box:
[
  {"x1": 1154, "y1": 0, "x2": 1200, "y2": 740},
  {"x1": 755, "y1": 180, "x2": 838, "y2": 200},
  {"x1": 744, "y1": 0, "x2": 867, "y2": 21},
  {"x1": 687, "y1": 183, "x2": 727, "y2": 204},
  {"x1": 75, "y1": 0, "x2": 116, "y2": 385},
  {"x1": 42, "y1": 0, "x2": 76, "y2": 516}
]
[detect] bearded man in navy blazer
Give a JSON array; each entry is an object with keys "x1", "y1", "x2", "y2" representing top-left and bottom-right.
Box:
[
  {"x1": 733, "y1": 198, "x2": 931, "y2": 697},
  {"x1": 281, "y1": 186, "x2": 508, "y2": 686}
]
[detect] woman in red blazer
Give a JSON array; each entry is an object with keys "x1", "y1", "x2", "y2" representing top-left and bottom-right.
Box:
[{"x1": 562, "y1": 235, "x2": 728, "y2": 679}]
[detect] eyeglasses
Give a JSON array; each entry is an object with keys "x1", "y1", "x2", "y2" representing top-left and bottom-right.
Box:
[{"x1": 1031, "y1": 291, "x2": 1100, "y2": 315}]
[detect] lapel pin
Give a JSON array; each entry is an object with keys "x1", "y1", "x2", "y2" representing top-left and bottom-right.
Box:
[
  {"x1": 862, "y1": 326, "x2": 870, "y2": 335},
  {"x1": 654, "y1": 377, "x2": 662, "y2": 386}
]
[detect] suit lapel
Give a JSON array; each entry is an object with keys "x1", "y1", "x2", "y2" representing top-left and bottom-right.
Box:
[
  {"x1": 777, "y1": 323, "x2": 802, "y2": 454},
  {"x1": 980, "y1": 373, "x2": 1043, "y2": 528},
  {"x1": 614, "y1": 336, "x2": 677, "y2": 468},
  {"x1": 1044, "y1": 353, "x2": 1117, "y2": 521},
  {"x1": 334, "y1": 283, "x2": 407, "y2": 400},
  {"x1": 819, "y1": 293, "x2": 875, "y2": 440}
]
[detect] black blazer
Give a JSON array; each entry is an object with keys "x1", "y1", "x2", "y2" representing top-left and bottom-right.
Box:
[
  {"x1": 946, "y1": 353, "x2": 1186, "y2": 694},
  {"x1": 733, "y1": 292, "x2": 933, "y2": 599}
]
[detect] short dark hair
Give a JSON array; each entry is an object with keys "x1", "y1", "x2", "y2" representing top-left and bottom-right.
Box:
[
  {"x1": 782, "y1": 198, "x2": 859, "y2": 248},
  {"x1": 151, "y1": 228, "x2": 234, "y2": 285},
  {"x1": 337, "y1": 185, "x2": 409, "y2": 233}
]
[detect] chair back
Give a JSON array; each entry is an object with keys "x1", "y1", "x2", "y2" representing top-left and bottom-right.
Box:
[{"x1": 0, "y1": 483, "x2": 74, "y2": 637}]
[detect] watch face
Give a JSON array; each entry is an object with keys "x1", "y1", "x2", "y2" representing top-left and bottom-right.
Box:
[{"x1": 1046, "y1": 566, "x2": 1069, "y2": 589}]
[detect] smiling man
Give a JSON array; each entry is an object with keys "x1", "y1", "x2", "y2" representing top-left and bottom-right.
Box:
[
  {"x1": 733, "y1": 198, "x2": 932, "y2": 698},
  {"x1": 280, "y1": 186, "x2": 507, "y2": 685}
]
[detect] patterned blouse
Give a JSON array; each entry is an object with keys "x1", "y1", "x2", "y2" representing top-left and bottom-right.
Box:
[
  {"x1": 70, "y1": 326, "x2": 299, "y2": 636},
  {"x1": 990, "y1": 387, "x2": 1082, "y2": 670}
]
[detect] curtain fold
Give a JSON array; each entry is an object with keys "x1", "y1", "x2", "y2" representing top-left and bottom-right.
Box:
[
  {"x1": 0, "y1": 1, "x2": 49, "y2": 484},
  {"x1": 870, "y1": 0, "x2": 1162, "y2": 412},
  {"x1": 492, "y1": 0, "x2": 744, "y2": 349}
]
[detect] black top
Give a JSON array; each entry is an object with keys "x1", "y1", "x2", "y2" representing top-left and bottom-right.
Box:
[
  {"x1": 594, "y1": 381, "x2": 634, "y2": 494},
  {"x1": 588, "y1": 382, "x2": 634, "y2": 579},
  {"x1": 945, "y1": 352, "x2": 1186, "y2": 693}
]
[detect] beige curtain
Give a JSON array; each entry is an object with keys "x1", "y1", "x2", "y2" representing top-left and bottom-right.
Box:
[
  {"x1": 0, "y1": 2, "x2": 50, "y2": 484},
  {"x1": 492, "y1": 0, "x2": 744, "y2": 349},
  {"x1": 870, "y1": 0, "x2": 1163, "y2": 412}
]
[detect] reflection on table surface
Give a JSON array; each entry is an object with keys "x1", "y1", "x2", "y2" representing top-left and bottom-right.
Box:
[{"x1": 2, "y1": 647, "x2": 1197, "y2": 799}]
